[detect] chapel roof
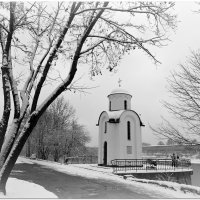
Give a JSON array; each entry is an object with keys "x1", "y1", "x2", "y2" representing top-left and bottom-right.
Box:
[
  {"x1": 107, "y1": 110, "x2": 124, "y2": 119},
  {"x1": 108, "y1": 88, "x2": 132, "y2": 97},
  {"x1": 97, "y1": 110, "x2": 144, "y2": 126}
]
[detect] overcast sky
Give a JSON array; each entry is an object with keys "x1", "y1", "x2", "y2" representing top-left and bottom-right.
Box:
[
  {"x1": 63, "y1": 1, "x2": 200, "y2": 147},
  {"x1": 0, "y1": 1, "x2": 200, "y2": 147}
]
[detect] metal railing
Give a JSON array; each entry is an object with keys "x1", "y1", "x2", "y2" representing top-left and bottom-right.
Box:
[{"x1": 111, "y1": 158, "x2": 191, "y2": 174}]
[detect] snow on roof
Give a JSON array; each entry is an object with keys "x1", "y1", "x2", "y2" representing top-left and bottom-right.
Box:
[
  {"x1": 108, "y1": 88, "x2": 131, "y2": 96},
  {"x1": 97, "y1": 110, "x2": 144, "y2": 126},
  {"x1": 107, "y1": 110, "x2": 124, "y2": 120},
  {"x1": 96, "y1": 110, "x2": 123, "y2": 125}
]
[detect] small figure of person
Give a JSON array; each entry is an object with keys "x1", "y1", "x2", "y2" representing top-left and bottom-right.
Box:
[
  {"x1": 171, "y1": 153, "x2": 176, "y2": 167},
  {"x1": 175, "y1": 155, "x2": 179, "y2": 167}
]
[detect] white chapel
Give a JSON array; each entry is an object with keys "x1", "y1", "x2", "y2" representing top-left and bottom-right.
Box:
[{"x1": 97, "y1": 87, "x2": 144, "y2": 165}]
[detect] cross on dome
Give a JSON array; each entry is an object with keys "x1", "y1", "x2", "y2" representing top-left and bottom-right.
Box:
[{"x1": 118, "y1": 78, "x2": 122, "y2": 87}]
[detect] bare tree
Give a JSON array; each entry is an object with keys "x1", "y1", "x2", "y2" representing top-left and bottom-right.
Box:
[
  {"x1": 150, "y1": 51, "x2": 200, "y2": 145},
  {"x1": 23, "y1": 96, "x2": 78, "y2": 161},
  {"x1": 0, "y1": 1, "x2": 176, "y2": 194},
  {"x1": 27, "y1": 111, "x2": 51, "y2": 160},
  {"x1": 64, "y1": 120, "x2": 90, "y2": 159},
  {"x1": 27, "y1": 96, "x2": 90, "y2": 162}
]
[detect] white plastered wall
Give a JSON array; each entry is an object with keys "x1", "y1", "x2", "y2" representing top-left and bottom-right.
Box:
[
  {"x1": 98, "y1": 110, "x2": 142, "y2": 165},
  {"x1": 108, "y1": 94, "x2": 131, "y2": 111},
  {"x1": 98, "y1": 112, "x2": 108, "y2": 164},
  {"x1": 98, "y1": 112, "x2": 120, "y2": 165},
  {"x1": 119, "y1": 111, "x2": 142, "y2": 159},
  {"x1": 106, "y1": 122, "x2": 120, "y2": 165}
]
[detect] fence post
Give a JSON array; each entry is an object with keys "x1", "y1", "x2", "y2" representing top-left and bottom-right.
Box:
[
  {"x1": 146, "y1": 159, "x2": 147, "y2": 171},
  {"x1": 156, "y1": 159, "x2": 157, "y2": 171},
  {"x1": 182, "y1": 160, "x2": 183, "y2": 171},
  {"x1": 136, "y1": 159, "x2": 137, "y2": 172}
]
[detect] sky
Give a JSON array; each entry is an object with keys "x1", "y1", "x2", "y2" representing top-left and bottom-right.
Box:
[
  {"x1": 62, "y1": 1, "x2": 200, "y2": 147},
  {"x1": 1, "y1": 1, "x2": 200, "y2": 147}
]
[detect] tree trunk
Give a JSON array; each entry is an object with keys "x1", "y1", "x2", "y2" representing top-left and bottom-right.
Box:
[
  {"x1": 0, "y1": 114, "x2": 38, "y2": 194},
  {"x1": 26, "y1": 138, "x2": 31, "y2": 157},
  {"x1": 53, "y1": 147, "x2": 59, "y2": 162},
  {"x1": 0, "y1": 56, "x2": 11, "y2": 151},
  {"x1": 0, "y1": 119, "x2": 20, "y2": 168}
]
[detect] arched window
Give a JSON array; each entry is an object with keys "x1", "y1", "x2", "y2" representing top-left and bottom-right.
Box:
[
  {"x1": 103, "y1": 141, "x2": 107, "y2": 165},
  {"x1": 109, "y1": 101, "x2": 111, "y2": 111},
  {"x1": 127, "y1": 121, "x2": 131, "y2": 140},
  {"x1": 124, "y1": 100, "x2": 127, "y2": 110},
  {"x1": 104, "y1": 122, "x2": 107, "y2": 133}
]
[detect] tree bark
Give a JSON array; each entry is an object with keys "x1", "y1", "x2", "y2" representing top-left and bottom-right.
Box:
[
  {"x1": 0, "y1": 55, "x2": 11, "y2": 151},
  {"x1": 26, "y1": 138, "x2": 31, "y2": 157},
  {"x1": 0, "y1": 113, "x2": 38, "y2": 194},
  {"x1": 0, "y1": 2, "x2": 16, "y2": 152},
  {"x1": 0, "y1": 119, "x2": 20, "y2": 168}
]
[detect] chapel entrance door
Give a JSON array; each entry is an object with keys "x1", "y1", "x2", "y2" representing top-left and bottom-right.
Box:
[{"x1": 103, "y1": 141, "x2": 107, "y2": 165}]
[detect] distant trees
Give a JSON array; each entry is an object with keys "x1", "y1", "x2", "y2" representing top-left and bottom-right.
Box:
[
  {"x1": 24, "y1": 96, "x2": 90, "y2": 162},
  {"x1": 151, "y1": 51, "x2": 200, "y2": 145},
  {"x1": 157, "y1": 141, "x2": 165, "y2": 145},
  {"x1": 166, "y1": 138, "x2": 176, "y2": 145},
  {"x1": 0, "y1": 1, "x2": 176, "y2": 194}
]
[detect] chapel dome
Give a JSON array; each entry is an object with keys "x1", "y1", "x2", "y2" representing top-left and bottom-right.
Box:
[
  {"x1": 107, "y1": 88, "x2": 132, "y2": 111},
  {"x1": 108, "y1": 88, "x2": 132, "y2": 97}
]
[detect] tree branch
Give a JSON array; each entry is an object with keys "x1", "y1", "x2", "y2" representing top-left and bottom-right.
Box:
[
  {"x1": 100, "y1": 16, "x2": 161, "y2": 63},
  {"x1": 15, "y1": 2, "x2": 36, "y2": 27},
  {"x1": 31, "y1": 2, "x2": 82, "y2": 112},
  {"x1": 5, "y1": 2, "x2": 16, "y2": 54},
  {"x1": 36, "y1": 2, "x2": 109, "y2": 115},
  {"x1": 75, "y1": 4, "x2": 169, "y2": 15},
  {"x1": 0, "y1": 24, "x2": 9, "y2": 34}
]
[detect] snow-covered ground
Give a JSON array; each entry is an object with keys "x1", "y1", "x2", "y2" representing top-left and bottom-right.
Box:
[
  {"x1": 2, "y1": 177, "x2": 57, "y2": 198},
  {"x1": 2, "y1": 156, "x2": 198, "y2": 198}
]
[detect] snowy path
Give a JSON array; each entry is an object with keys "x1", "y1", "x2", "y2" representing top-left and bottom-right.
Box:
[
  {"x1": 11, "y1": 158, "x2": 154, "y2": 198},
  {"x1": 7, "y1": 157, "x2": 200, "y2": 198}
]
